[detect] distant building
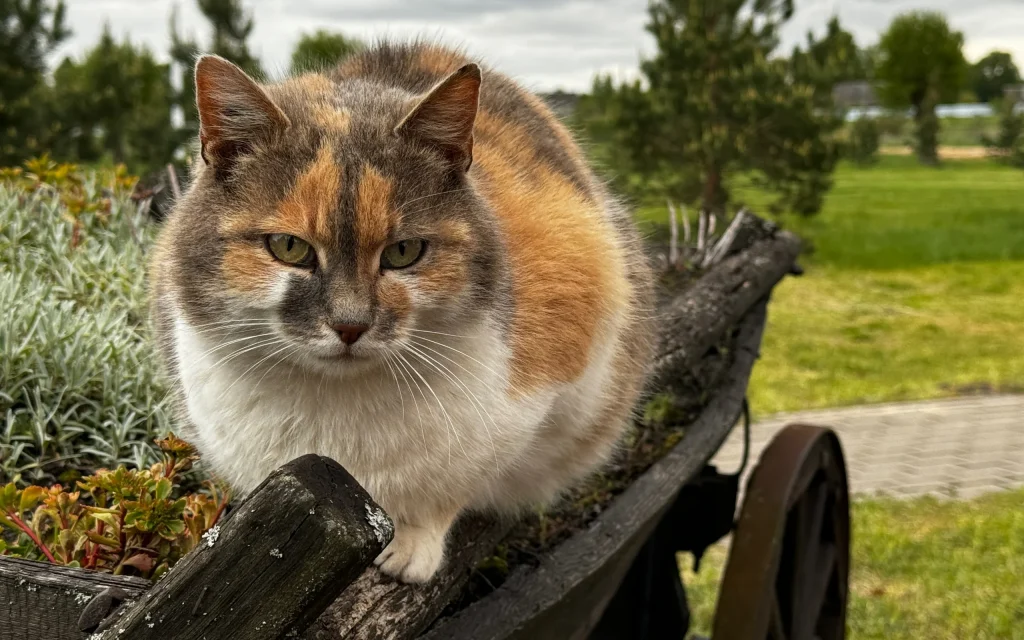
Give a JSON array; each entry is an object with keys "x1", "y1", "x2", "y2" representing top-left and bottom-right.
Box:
[{"x1": 832, "y1": 81, "x2": 877, "y2": 109}]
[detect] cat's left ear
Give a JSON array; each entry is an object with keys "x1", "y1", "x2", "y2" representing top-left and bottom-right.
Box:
[
  {"x1": 195, "y1": 55, "x2": 290, "y2": 170},
  {"x1": 396, "y1": 63, "x2": 481, "y2": 172}
]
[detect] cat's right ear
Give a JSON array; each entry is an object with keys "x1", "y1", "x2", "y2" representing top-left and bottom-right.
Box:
[
  {"x1": 395, "y1": 63, "x2": 481, "y2": 172},
  {"x1": 194, "y1": 55, "x2": 290, "y2": 171}
]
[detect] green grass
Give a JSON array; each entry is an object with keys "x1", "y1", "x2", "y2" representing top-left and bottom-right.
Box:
[
  {"x1": 642, "y1": 156, "x2": 1024, "y2": 415},
  {"x1": 682, "y1": 489, "x2": 1024, "y2": 639}
]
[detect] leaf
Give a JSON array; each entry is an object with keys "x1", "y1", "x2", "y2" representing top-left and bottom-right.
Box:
[
  {"x1": 19, "y1": 486, "x2": 45, "y2": 514},
  {"x1": 90, "y1": 511, "x2": 119, "y2": 530},
  {"x1": 153, "y1": 478, "x2": 173, "y2": 501},
  {"x1": 86, "y1": 532, "x2": 120, "y2": 549}
]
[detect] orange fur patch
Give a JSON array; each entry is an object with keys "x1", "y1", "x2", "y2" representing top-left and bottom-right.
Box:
[
  {"x1": 222, "y1": 142, "x2": 343, "y2": 249},
  {"x1": 313, "y1": 103, "x2": 351, "y2": 133},
  {"x1": 377, "y1": 277, "x2": 413, "y2": 325},
  {"x1": 221, "y1": 242, "x2": 278, "y2": 293},
  {"x1": 473, "y1": 114, "x2": 630, "y2": 395},
  {"x1": 415, "y1": 220, "x2": 472, "y2": 297},
  {"x1": 355, "y1": 164, "x2": 395, "y2": 270}
]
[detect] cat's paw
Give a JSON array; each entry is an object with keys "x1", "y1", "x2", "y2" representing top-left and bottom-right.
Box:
[{"x1": 374, "y1": 524, "x2": 445, "y2": 583}]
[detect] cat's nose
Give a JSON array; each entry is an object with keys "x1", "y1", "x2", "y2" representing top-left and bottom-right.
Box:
[{"x1": 332, "y1": 323, "x2": 369, "y2": 346}]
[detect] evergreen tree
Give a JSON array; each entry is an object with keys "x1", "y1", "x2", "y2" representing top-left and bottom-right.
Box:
[
  {"x1": 170, "y1": 0, "x2": 262, "y2": 136},
  {"x1": 291, "y1": 30, "x2": 363, "y2": 74},
  {"x1": 579, "y1": 0, "x2": 838, "y2": 216},
  {"x1": 50, "y1": 27, "x2": 177, "y2": 173},
  {"x1": 875, "y1": 12, "x2": 966, "y2": 165},
  {"x1": 0, "y1": 0, "x2": 69, "y2": 164},
  {"x1": 791, "y1": 16, "x2": 870, "y2": 103}
]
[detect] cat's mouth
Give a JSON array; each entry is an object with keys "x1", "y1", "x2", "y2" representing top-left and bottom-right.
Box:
[{"x1": 316, "y1": 348, "x2": 369, "y2": 362}]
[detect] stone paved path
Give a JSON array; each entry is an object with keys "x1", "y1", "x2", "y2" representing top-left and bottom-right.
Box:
[{"x1": 711, "y1": 395, "x2": 1024, "y2": 499}]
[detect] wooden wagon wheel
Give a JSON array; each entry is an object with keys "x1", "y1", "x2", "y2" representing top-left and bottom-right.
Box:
[{"x1": 712, "y1": 424, "x2": 850, "y2": 640}]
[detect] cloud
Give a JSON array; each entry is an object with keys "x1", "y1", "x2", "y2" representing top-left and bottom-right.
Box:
[{"x1": 54, "y1": 0, "x2": 1024, "y2": 93}]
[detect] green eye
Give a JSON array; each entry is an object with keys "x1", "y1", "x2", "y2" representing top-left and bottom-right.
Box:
[
  {"x1": 265, "y1": 234, "x2": 316, "y2": 267},
  {"x1": 381, "y1": 239, "x2": 426, "y2": 269}
]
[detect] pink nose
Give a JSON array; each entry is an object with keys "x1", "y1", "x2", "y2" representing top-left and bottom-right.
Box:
[{"x1": 333, "y1": 323, "x2": 368, "y2": 346}]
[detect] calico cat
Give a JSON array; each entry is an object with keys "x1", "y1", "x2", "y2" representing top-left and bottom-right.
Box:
[{"x1": 150, "y1": 42, "x2": 654, "y2": 583}]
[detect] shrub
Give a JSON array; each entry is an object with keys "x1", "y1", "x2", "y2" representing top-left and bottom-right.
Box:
[
  {"x1": 0, "y1": 157, "x2": 173, "y2": 486},
  {"x1": 0, "y1": 434, "x2": 227, "y2": 578},
  {"x1": 983, "y1": 99, "x2": 1024, "y2": 166},
  {"x1": 847, "y1": 117, "x2": 881, "y2": 166}
]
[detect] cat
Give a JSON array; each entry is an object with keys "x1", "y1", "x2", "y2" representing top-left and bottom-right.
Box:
[{"x1": 149, "y1": 41, "x2": 654, "y2": 583}]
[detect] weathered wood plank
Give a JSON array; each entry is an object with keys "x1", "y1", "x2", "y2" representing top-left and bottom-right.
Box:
[
  {"x1": 92, "y1": 454, "x2": 393, "y2": 640},
  {"x1": 426, "y1": 303, "x2": 767, "y2": 640},
  {"x1": 0, "y1": 557, "x2": 148, "y2": 640},
  {"x1": 650, "y1": 230, "x2": 799, "y2": 395}
]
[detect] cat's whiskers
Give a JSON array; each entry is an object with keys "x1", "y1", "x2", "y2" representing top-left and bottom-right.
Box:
[
  {"x1": 386, "y1": 349, "x2": 430, "y2": 448},
  {"x1": 406, "y1": 334, "x2": 524, "y2": 396},
  {"x1": 405, "y1": 328, "x2": 473, "y2": 340},
  {"x1": 404, "y1": 343, "x2": 499, "y2": 469},
  {"x1": 395, "y1": 350, "x2": 466, "y2": 465},
  {"x1": 380, "y1": 351, "x2": 406, "y2": 422},
  {"x1": 182, "y1": 335, "x2": 285, "y2": 398},
  {"x1": 219, "y1": 340, "x2": 297, "y2": 400},
  {"x1": 184, "y1": 319, "x2": 281, "y2": 335},
  {"x1": 189, "y1": 331, "x2": 280, "y2": 362},
  {"x1": 195, "y1": 336, "x2": 283, "y2": 373},
  {"x1": 254, "y1": 343, "x2": 301, "y2": 391}
]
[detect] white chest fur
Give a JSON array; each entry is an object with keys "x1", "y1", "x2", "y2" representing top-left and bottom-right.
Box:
[{"x1": 171, "y1": 316, "x2": 555, "y2": 510}]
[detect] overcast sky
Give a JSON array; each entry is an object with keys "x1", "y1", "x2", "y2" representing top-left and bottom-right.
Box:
[{"x1": 55, "y1": 0, "x2": 1024, "y2": 93}]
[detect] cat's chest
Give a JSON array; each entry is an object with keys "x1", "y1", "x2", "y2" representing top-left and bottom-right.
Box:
[{"x1": 171, "y1": 319, "x2": 549, "y2": 491}]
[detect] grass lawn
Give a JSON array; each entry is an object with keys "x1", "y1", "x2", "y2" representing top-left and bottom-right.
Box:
[
  {"x1": 681, "y1": 488, "x2": 1024, "y2": 639},
  {"x1": 642, "y1": 156, "x2": 1024, "y2": 415}
]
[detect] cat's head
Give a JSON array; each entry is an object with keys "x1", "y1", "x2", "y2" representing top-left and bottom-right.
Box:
[{"x1": 162, "y1": 55, "x2": 507, "y2": 375}]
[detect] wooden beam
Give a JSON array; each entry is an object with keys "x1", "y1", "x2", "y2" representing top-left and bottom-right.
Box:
[
  {"x1": 93, "y1": 455, "x2": 392, "y2": 640},
  {"x1": 0, "y1": 557, "x2": 148, "y2": 640}
]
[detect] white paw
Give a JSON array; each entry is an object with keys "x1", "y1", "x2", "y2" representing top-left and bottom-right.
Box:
[{"x1": 374, "y1": 524, "x2": 445, "y2": 583}]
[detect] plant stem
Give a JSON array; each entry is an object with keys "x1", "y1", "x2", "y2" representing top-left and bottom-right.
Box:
[{"x1": 7, "y1": 512, "x2": 57, "y2": 564}]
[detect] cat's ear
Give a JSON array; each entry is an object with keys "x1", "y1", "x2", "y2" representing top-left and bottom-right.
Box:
[
  {"x1": 194, "y1": 55, "x2": 290, "y2": 170},
  {"x1": 395, "y1": 63, "x2": 481, "y2": 172}
]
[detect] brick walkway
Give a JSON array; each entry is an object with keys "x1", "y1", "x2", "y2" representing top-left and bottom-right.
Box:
[{"x1": 711, "y1": 395, "x2": 1024, "y2": 499}]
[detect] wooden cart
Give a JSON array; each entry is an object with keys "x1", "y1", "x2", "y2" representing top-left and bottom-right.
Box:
[{"x1": 0, "y1": 215, "x2": 850, "y2": 640}]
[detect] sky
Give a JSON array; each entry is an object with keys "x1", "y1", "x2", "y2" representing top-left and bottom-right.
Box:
[{"x1": 55, "y1": 0, "x2": 1024, "y2": 93}]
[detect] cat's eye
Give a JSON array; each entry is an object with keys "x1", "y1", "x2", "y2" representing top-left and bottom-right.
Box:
[
  {"x1": 380, "y1": 239, "x2": 426, "y2": 270},
  {"x1": 265, "y1": 234, "x2": 316, "y2": 267}
]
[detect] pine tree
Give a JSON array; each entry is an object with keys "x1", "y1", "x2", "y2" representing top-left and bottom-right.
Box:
[
  {"x1": 791, "y1": 16, "x2": 871, "y2": 104},
  {"x1": 0, "y1": 0, "x2": 69, "y2": 164},
  {"x1": 51, "y1": 27, "x2": 177, "y2": 173},
  {"x1": 170, "y1": 0, "x2": 262, "y2": 137},
  {"x1": 579, "y1": 0, "x2": 839, "y2": 216}
]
